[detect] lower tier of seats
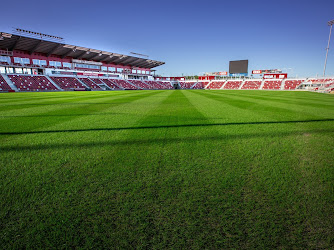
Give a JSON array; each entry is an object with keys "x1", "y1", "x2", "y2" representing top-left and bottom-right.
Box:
[
  {"x1": 0, "y1": 75, "x2": 13, "y2": 91},
  {"x1": 9, "y1": 75, "x2": 58, "y2": 91},
  {"x1": 2, "y1": 74, "x2": 328, "y2": 92},
  {"x1": 262, "y1": 80, "x2": 282, "y2": 90}
]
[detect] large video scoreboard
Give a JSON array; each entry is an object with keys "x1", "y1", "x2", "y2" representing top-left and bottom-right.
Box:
[{"x1": 229, "y1": 60, "x2": 248, "y2": 76}]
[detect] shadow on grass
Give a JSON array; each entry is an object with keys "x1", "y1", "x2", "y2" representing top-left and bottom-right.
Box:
[
  {"x1": 0, "y1": 118, "x2": 333, "y2": 136},
  {"x1": 0, "y1": 128, "x2": 333, "y2": 152}
]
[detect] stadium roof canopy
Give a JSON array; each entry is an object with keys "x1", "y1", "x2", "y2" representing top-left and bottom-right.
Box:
[{"x1": 0, "y1": 32, "x2": 165, "y2": 69}]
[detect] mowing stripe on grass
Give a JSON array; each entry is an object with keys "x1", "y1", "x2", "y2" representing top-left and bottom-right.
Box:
[
  {"x1": 224, "y1": 90, "x2": 334, "y2": 109},
  {"x1": 205, "y1": 90, "x2": 334, "y2": 118},
  {"x1": 191, "y1": 90, "x2": 333, "y2": 122},
  {"x1": 0, "y1": 90, "x2": 162, "y2": 136},
  {"x1": 0, "y1": 90, "x2": 333, "y2": 249}
]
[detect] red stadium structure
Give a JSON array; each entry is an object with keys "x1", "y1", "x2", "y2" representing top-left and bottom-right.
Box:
[
  {"x1": 0, "y1": 30, "x2": 171, "y2": 91},
  {"x1": 0, "y1": 30, "x2": 333, "y2": 93}
]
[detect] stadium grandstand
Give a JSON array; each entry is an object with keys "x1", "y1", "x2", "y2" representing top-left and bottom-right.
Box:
[
  {"x1": 0, "y1": 30, "x2": 333, "y2": 94},
  {"x1": 0, "y1": 30, "x2": 170, "y2": 91}
]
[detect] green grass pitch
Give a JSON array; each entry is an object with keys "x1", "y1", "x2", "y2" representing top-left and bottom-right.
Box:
[{"x1": 0, "y1": 89, "x2": 333, "y2": 248}]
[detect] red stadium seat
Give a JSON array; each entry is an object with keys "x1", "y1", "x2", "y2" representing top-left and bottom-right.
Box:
[
  {"x1": 262, "y1": 80, "x2": 282, "y2": 90},
  {"x1": 99, "y1": 79, "x2": 123, "y2": 90},
  {"x1": 111, "y1": 79, "x2": 138, "y2": 90},
  {"x1": 78, "y1": 78, "x2": 102, "y2": 89},
  {"x1": 223, "y1": 81, "x2": 243, "y2": 89},
  {"x1": 50, "y1": 76, "x2": 86, "y2": 90},
  {"x1": 0, "y1": 75, "x2": 13, "y2": 91},
  {"x1": 144, "y1": 81, "x2": 166, "y2": 89},
  {"x1": 206, "y1": 81, "x2": 225, "y2": 89},
  {"x1": 284, "y1": 80, "x2": 303, "y2": 90},
  {"x1": 241, "y1": 80, "x2": 262, "y2": 90},
  {"x1": 179, "y1": 82, "x2": 194, "y2": 89},
  {"x1": 8, "y1": 74, "x2": 58, "y2": 91},
  {"x1": 191, "y1": 82, "x2": 204, "y2": 89},
  {"x1": 157, "y1": 81, "x2": 173, "y2": 89},
  {"x1": 128, "y1": 80, "x2": 151, "y2": 89}
]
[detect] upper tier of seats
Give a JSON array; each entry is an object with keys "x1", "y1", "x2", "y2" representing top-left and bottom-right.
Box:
[
  {"x1": 50, "y1": 76, "x2": 86, "y2": 90},
  {"x1": 223, "y1": 81, "x2": 243, "y2": 89},
  {"x1": 241, "y1": 81, "x2": 262, "y2": 90},
  {"x1": 8, "y1": 75, "x2": 58, "y2": 91},
  {"x1": 262, "y1": 80, "x2": 282, "y2": 90},
  {"x1": 0, "y1": 75, "x2": 12, "y2": 91}
]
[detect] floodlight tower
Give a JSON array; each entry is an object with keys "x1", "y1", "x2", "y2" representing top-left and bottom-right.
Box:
[{"x1": 323, "y1": 20, "x2": 334, "y2": 76}]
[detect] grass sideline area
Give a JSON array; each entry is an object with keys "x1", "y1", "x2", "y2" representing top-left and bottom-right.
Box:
[{"x1": 0, "y1": 90, "x2": 333, "y2": 248}]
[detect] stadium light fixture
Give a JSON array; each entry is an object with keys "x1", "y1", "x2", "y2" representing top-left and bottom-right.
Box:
[
  {"x1": 323, "y1": 19, "x2": 334, "y2": 76},
  {"x1": 13, "y1": 28, "x2": 64, "y2": 41},
  {"x1": 130, "y1": 52, "x2": 149, "y2": 58}
]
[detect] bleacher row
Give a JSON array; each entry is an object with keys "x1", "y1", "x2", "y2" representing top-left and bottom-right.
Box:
[
  {"x1": 311, "y1": 79, "x2": 334, "y2": 93},
  {"x1": 0, "y1": 74, "x2": 13, "y2": 91},
  {"x1": 1, "y1": 74, "x2": 333, "y2": 92},
  {"x1": 0, "y1": 74, "x2": 176, "y2": 92},
  {"x1": 9, "y1": 75, "x2": 58, "y2": 91},
  {"x1": 205, "y1": 79, "x2": 307, "y2": 90}
]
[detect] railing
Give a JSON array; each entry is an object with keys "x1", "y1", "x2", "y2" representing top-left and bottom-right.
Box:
[{"x1": 0, "y1": 50, "x2": 13, "y2": 56}]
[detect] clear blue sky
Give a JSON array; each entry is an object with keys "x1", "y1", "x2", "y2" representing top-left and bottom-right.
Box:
[{"x1": 1, "y1": 0, "x2": 333, "y2": 77}]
